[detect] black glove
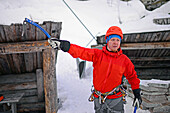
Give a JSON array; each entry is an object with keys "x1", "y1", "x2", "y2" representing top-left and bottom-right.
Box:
[
  {"x1": 48, "y1": 38, "x2": 70, "y2": 52},
  {"x1": 132, "y1": 89, "x2": 142, "y2": 109}
]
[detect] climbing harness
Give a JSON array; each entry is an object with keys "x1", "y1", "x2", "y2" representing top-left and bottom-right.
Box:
[{"x1": 88, "y1": 84, "x2": 127, "y2": 104}]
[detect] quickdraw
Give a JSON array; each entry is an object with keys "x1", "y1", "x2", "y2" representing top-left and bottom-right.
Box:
[{"x1": 88, "y1": 84, "x2": 127, "y2": 104}]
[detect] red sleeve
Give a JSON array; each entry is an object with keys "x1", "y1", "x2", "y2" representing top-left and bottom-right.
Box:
[
  {"x1": 124, "y1": 57, "x2": 140, "y2": 90},
  {"x1": 68, "y1": 44, "x2": 97, "y2": 62}
]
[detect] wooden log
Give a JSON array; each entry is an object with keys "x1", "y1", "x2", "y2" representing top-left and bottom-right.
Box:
[
  {"x1": 43, "y1": 48, "x2": 58, "y2": 113},
  {"x1": 0, "y1": 40, "x2": 50, "y2": 54},
  {"x1": 36, "y1": 69, "x2": 44, "y2": 102}
]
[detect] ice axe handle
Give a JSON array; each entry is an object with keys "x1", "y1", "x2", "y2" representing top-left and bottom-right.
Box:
[
  {"x1": 24, "y1": 18, "x2": 51, "y2": 38},
  {"x1": 133, "y1": 106, "x2": 137, "y2": 113}
]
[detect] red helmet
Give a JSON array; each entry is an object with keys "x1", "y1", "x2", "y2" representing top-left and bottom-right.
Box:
[{"x1": 105, "y1": 26, "x2": 123, "y2": 40}]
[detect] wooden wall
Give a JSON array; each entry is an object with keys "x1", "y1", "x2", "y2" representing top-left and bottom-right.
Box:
[
  {"x1": 0, "y1": 21, "x2": 61, "y2": 113},
  {"x1": 0, "y1": 71, "x2": 45, "y2": 112}
]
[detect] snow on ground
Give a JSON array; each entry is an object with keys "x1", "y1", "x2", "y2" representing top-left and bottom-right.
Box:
[{"x1": 0, "y1": 0, "x2": 170, "y2": 113}]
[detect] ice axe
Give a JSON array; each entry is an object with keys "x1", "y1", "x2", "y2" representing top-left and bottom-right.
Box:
[{"x1": 23, "y1": 18, "x2": 51, "y2": 38}]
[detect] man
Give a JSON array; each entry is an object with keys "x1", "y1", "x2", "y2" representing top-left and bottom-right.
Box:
[{"x1": 48, "y1": 26, "x2": 142, "y2": 113}]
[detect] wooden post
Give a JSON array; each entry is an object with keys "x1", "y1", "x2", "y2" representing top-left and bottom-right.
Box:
[{"x1": 43, "y1": 48, "x2": 58, "y2": 113}]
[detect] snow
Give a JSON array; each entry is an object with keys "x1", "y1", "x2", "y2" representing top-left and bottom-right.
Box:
[
  {"x1": 140, "y1": 79, "x2": 170, "y2": 87},
  {"x1": 0, "y1": 0, "x2": 170, "y2": 113}
]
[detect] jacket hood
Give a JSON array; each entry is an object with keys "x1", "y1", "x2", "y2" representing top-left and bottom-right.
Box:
[{"x1": 102, "y1": 45, "x2": 123, "y2": 57}]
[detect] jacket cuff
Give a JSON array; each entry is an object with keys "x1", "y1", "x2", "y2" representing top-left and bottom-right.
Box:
[{"x1": 60, "y1": 40, "x2": 70, "y2": 52}]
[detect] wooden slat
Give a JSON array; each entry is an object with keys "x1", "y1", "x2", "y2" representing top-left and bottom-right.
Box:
[
  {"x1": 121, "y1": 42, "x2": 170, "y2": 50},
  {"x1": 0, "y1": 25, "x2": 6, "y2": 42},
  {"x1": 0, "y1": 89, "x2": 37, "y2": 97},
  {"x1": 134, "y1": 63, "x2": 170, "y2": 68},
  {"x1": 0, "y1": 40, "x2": 50, "y2": 54},
  {"x1": 18, "y1": 102, "x2": 45, "y2": 112},
  {"x1": 51, "y1": 22, "x2": 62, "y2": 38},
  {"x1": 12, "y1": 54, "x2": 21, "y2": 73},
  {"x1": 24, "y1": 53, "x2": 34, "y2": 72},
  {"x1": 0, "y1": 82, "x2": 37, "y2": 92},
  {"x1": 36, "y1": 69, "x2": 44, "y2": 102},
  {"x1": 0, "y1": 73, "x2": 36, "y2": 85},
  {"x1": 92, "y1": 42, "x2": 170, "y2": 50},
  {"x1": 0, "y1": 55, "x2": 11, "y2": 74},
  {"x1": 20, "y1": 96, "x2": 39, "y2": 103},
  {"x1": 4, "y1": 25, "x2": 14, "y2": 42},
  {"x1": 36, "y1": 52, "x2": 43, "y2": 69},
  {"x1": 129, "y1": 57, "x2": 170, "y2": 61},
  {"x1": 43, "y1": 48, "x2": 58, "y2": 113}
]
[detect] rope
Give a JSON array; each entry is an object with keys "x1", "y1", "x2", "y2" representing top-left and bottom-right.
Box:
[{"x1": 63, "y1": 0, "x2": 96, "y2": 42}]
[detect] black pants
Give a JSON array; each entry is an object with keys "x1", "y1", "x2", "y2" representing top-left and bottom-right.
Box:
[{"x1": 94, "y1": 97, "x2": 124, "y2": 113}]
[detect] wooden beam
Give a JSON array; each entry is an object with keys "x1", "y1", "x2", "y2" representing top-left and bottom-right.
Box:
[
  {"x1": 134, "y1": 63, "x2": 170, "y2": 68},
  {"x1": 91, "y1": 42, "x2": 170, "y2": 50},
  {"x1": 43, "y1": 48, "x2": 58, "y2": 113},
  {"x1": 129, "y1": 57, "x2": 170, "y2": 61},
  {"x1": 0, "y1": 40, "x2": 50, "y2": 54},
  {"x1": 121, "y1": 42, "x2": 170, "y2": 50}
]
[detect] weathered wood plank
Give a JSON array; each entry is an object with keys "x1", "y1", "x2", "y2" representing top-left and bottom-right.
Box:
[
  {"x1": 0, "y1": 82, "x2": 37, "y2": 92},
  {"x1": 20, "y1": 96, "x2": 39, "y2": 103},
  {"x1": 24, "y1": 53, "x2": 34, "y2": 72},
  {"x1": 43, "y1": 48, "x2": 58, "y2": 113},
  {"x1": 36, "y1": 69, "x2": 44, "y2": 102},
  {"x1": 129, "y1": 57, "x2": 170, "y2": 61},
  {"x1": 0, "y1": 40, "x2": 50, "y2": 54},
  {"x1": 4, "y1": 25, "x2": 14, "y2": 42},
  {"x1": 92, "y1": 42, "x2": 170, "y2": 50},
  {"x1": 0, "y1": 73, "x2": 36, "y2": 85},
  {"x1": 18, "y1": 102, "x2": 45, "y2": 112},
  {"x1": 0, "y1": 89, "x2": 37, "y2": 97},
  {"x1": 0, "y1": 54, "x2": 11, "y2": 74},
  {"x1": 36, "y1": 52, "x2": 43, "y2": 69},
  {"x1": 0, "y1": 25, "x2": 6, "y2": 42},
  {"x1": 51, "y1": 22, "x2": 62, "y2": 38},
  {"x1": 12, "y1": 53, "x2": 21, "y2": 73},
  {"x1": 33, "y1": 52, "x2": 37, "y2": 70},
  {"x1": 121, "y1": 42, "x2": 170, "y2": 50}
]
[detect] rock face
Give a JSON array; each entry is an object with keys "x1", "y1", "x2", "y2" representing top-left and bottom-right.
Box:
[
  {"x1": 127, "y1": 80, "x2": 170, "y2": 113},
  {"x1": 140, "y1": 0, "x2": 168, "y2": 11}
]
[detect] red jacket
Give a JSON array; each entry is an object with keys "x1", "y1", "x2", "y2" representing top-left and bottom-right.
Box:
[{"x1": 68, "y1": 44, "x2": 140, "y2": 98}]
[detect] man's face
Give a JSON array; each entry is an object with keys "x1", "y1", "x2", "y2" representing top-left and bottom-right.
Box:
[{"x1": 107, "y1": 38, "x2": 120, "y2": 52}]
